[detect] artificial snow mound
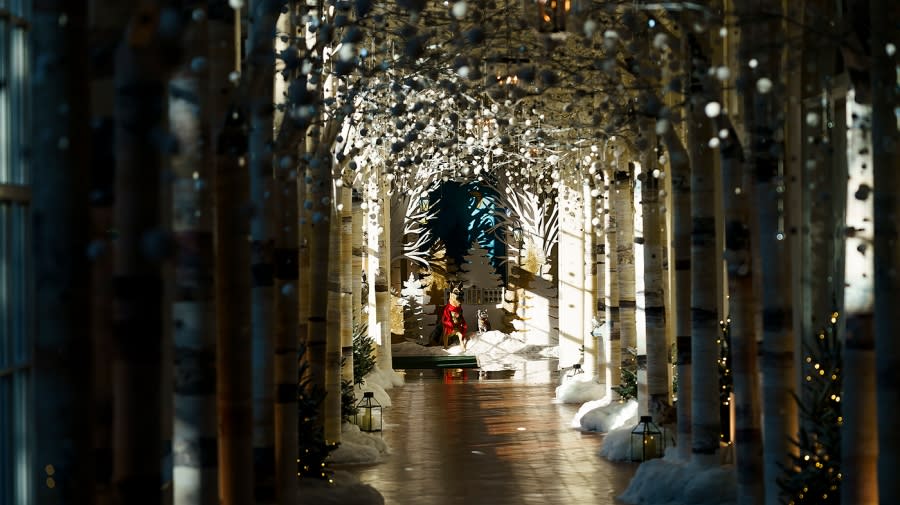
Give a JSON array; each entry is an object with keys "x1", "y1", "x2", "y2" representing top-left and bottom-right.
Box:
[
  {"x1": 598, "y1": 425, "x2": 634, "y2": 461},
  {"x1": 328, "y1": 422, "x2": 390, "y2": 465},
  {"x1": 555, "y1": 377, "x2": 605, "y2": 404},
  {"x1": 579, "y1": 398, "x2": 639, "y2": 433},
  {"x1": 298, "y1": 470, "x2": 385, "y2": 505},
  {"x1": 617, "y1": 454, "x2": 736, "y2": 505}
]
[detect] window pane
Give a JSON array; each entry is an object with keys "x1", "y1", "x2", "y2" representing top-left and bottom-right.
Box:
[
  {"x1": 13, "y1": 371, "x2": 30, "y2": 504},
  {"x1": 11, "y1": 25, "x2": 28, "y2": 184},
  {"x1": 0, "y1": 204, "x2": 8, "y2": 369},
  {"x1": 0, "y1": 20, "x2": 9, "y2": 184},
  {"x1": 12, "y1": 204, "x2": 27, "y2": 362},
  {"x1": 0, "y1": 378, "x2": 10, "y2": 500}
]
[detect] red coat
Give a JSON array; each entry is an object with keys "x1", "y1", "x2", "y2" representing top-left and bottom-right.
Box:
[{"x1": 441, "y1": 303, "x2": 467, "y2": 336}]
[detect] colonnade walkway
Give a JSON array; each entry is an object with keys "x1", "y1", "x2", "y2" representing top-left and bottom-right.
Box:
[{"x1": 343, "y1": 369, "x2": 638, "y2": 504}]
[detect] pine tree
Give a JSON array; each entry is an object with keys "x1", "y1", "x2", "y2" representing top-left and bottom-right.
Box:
[
  {"x1": 778, "y1": 314, "x2": 842, "y2": 504},
  {"x1": 297, "y1": 344, "x2": 338, "y2": 480}
]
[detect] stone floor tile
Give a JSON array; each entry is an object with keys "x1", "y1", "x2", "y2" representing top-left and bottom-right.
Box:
[{"x1": 340, "y1": 371, "x2": 637, "y2": 504}]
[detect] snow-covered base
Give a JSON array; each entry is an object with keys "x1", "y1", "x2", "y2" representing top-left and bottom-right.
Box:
[
  {"x1": 555, "y1": 377, "x2": 606, "y2": 404},
  {"x1": 298, "y1": 470, "x2": 385, "y2": 505},
  {"x1": 328, "y1": 422, "x2": 391, "y2": 465},
  {"x1": 366, "y1": 365, "x2": 406, "y2": 390},
  {"x1": 598, "y1": 425, "x2": 636, "y2": 461},
  {"x1": 576, "y1": 398, "x2": 639, "y2": 433},
  {"x1": 617, "y1": 454, "x2": 736, "y2": 505}
]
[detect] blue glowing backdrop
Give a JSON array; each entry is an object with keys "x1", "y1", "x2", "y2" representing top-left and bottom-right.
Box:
[{"x1": 425, "y1": 180, "x2": 507, "y2": 282}]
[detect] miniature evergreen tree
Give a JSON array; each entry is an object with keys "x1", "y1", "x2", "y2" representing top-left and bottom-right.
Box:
[
  {"x1": 778, "y1": 313, "x2": 842, "y2": 504},
  {"x1": 297, "y1": 344, "x2": 338, "y2": 480},
  {"x1": 613, "y1": 347, "x2": 638, "y2": 401}
]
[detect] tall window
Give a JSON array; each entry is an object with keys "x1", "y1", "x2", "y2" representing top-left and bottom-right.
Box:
[{"x1": 0, "y1": 1, "x2": 32, "y2": 504}]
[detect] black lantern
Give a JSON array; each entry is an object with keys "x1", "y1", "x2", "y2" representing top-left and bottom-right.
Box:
[
  {"x1": 630, "y1": 415, "x2": 665, "y2": 462},
  {"x1": 354, "y1": 392, "x2": 383, "y2": 433}
]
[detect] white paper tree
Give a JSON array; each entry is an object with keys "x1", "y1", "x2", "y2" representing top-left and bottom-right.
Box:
[
  {"x1": 460, "y1": 241, "x2": 502, "y2": 291},
  {"x1": 400, "y1": 273, "x2": 429, "y2": 339}
]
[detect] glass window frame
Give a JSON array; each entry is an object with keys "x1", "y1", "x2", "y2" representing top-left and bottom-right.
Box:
[{"x1": 0, "y1": 1, "x2": 32, "y2": 504}]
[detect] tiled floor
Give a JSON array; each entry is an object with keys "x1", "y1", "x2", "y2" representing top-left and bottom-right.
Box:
[{"x1": 343, "y1": 369, "x2": 637, "y2": 505}]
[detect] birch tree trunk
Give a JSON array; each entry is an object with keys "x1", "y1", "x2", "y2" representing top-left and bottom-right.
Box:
[
  {"x1": 841, "y1": 90, "x2": 877, "y2": 505},
  {"x1": 638, "y1": 151, "x2": 670, "y2": 422},
  {"x1": 633, "y1": 161, "x2": 648, "y2": 413},
  {"x1": 592, "y1": 180, "x2": 607, "y2": 384},
  {"x1": 112, "y1": 6, "x2": 167, "y2": 503},
  {"x1": 352, "y1": 193, "x2": 364, "y2": 329},
  {"x1": 614, "y1": 163, "x2": 637, "y2": 366},
  {"x1": 381, "y1": 178, "x2": 395, "y2": 371},
  {"x1": 720, "y1": 121, "x2": 763, "y2": 503},
  {"x1": 305, "y1": 127, "x2": 337, "y2": 430},
  {"x1": 737, "y1": 1, "x2": 797, "y2": 498},
  {"x1": 210, "y1": 7, "x2": 254, "y2": 504},
  {"x1": 603, "y1": 167, "x2": 621, "y2": 399},
  {"x1": 245, "y1": 3, "x2": 280, "y2": 501},
  {"x1": 169, "y1": 9, "x2": 219, "y2": 501},
  {"x1": 271, "y1": 7, "x2": 299, "y2": 504},
  {"x1": 558, "y1": 177, "x2": 585, "y2": 370},
  {"x1": 688, "y1": 90, "x2": 720, "y2": 467},
  {"x1": 341, "y1": 188, "x2": 355, "y2": 389},
  {"x1": 272, "y1": 162, "x2": 298, "y2": 505},
  {"x1": 367, "y1": 175, "x2": 380, "y2": 361},
  {"x1": 661, "y1": 127, "x2": 692, "y2": 459},
  {"x1": 871, "y1": 0, "x2": 900, "y2": 500},
  {"x1": 32, "y1": 2, "x2": 93, "y2": 503},
  {"x1": 370, "y1": 175, "x2": 394, "y2": 373},
  {"x1": 325, "y1": 191, "x2": 343, "y2": 444},
  {"x1": 583, "y1": 181, "x2": 600, "y2": 380}
]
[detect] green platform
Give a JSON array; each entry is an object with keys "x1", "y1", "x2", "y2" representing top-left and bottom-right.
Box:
[{"x1": 392, "y1": 355, "x2": 479, "y2": 369}]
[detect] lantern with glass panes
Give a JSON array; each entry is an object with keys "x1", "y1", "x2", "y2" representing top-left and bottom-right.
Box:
[
  {"x1": 354, "y1": 392, "x2": 383, "y2": 433},
  {"x1": 630, "y1": 415, "x2": 665, "y2": 461}
]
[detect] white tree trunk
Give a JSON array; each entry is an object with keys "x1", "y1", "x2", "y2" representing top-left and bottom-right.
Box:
[
  {"x1": 662, "y1": 127, "x2": 692, "y2": 460},
  {"x1": 633, "y1": 161, "x2": 648, "y2": 414},
  {"x1": 841, "y1": 90, "x2": 877, "y2": 505},
  {"x1": 325, "y1": 193, "x2": 343, "y2": 444},
  {"x1": 638, "y1": 153, "x2": 670, "y2": 422},
  {"x1": 352, "y1": 194, "x2": 364, "y2": 329},
  {"x1": 603, "y1": 167, "x2": 621, "y2": 398},
  {"x1": 721, "y1": 120, "x2": 764, "y2": 504},
  {"x1": 378, "y1": 178, "x2": 394, "y2": 372},
  {"x1": 341, "y1": 188, "x2": 355, "y2": 389},
  {"x1": 583, "y1": 181, "x2": 600, "y2": 380},
  {"x1": 689, "y1": 110, "x2": 720, "y2": 467},
  {"x1": 169, "y1": 48, "x2": 219, "y2": 505},
  {"x1": 272, "y1": 8, "x2": 298, "y2": 504},
  {"x1": 737, "y1": 1, "x2": 798, "y2": 497},
  {"x1": 367, "y1": 174, "x2": 393, "y2": 372},
  {"x1": 558, "y1": 177, "x2": 585, "y2": 370},
  {"x1": 246, "y1": 2, "x2": 280, "y2": 499}
]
